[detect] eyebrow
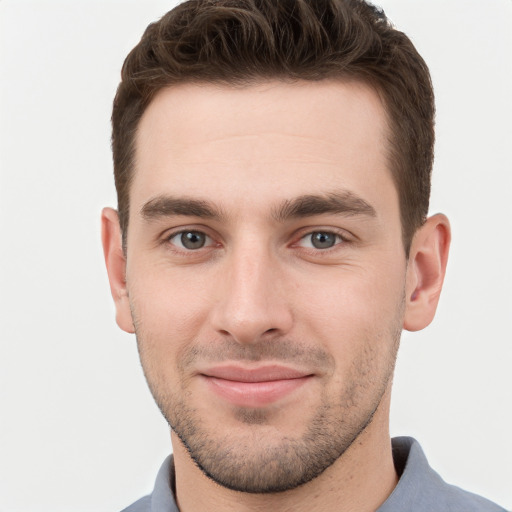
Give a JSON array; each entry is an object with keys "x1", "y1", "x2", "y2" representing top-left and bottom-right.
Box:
[
  {"x1": 272, "y1": 192, "x2": 376, "y2": 222},
  {"x1": 140, "y1": 196, "x2": 225, "y2": 221},
  {"x1": 140, "y1": 190, "x2": 376, "y2": 223}
]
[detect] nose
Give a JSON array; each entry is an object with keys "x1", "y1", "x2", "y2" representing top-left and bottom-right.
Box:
[{"x1": 210, "y1": 244, "x2": 293, "y2": 345}]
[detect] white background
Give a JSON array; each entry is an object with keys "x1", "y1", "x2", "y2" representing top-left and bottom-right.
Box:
[{"x1": 0, "y1": 1, "x2": 511, "y2": 510}]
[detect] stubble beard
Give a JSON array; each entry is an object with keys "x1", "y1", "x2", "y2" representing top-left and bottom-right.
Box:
[
  {"x1": 166, "y1": 381, "x2": 389, "y2": 493},
  {"x1": 134, "y1": 316, "x2": 402, "y2": 494}
]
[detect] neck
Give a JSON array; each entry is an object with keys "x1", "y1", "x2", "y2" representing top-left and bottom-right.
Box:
[{"x1": 172, "y1": 389, "x2": 397, "y2": 512}]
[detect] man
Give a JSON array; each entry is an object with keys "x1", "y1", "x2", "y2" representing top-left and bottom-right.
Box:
[{"x1": 101, "y1": 1, "x2": 506, "y2": 511}]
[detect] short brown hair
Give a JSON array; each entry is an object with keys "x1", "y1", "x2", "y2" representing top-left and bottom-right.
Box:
[{"x1": 112, "y1": 0, "x2": 435, "y2": 253}]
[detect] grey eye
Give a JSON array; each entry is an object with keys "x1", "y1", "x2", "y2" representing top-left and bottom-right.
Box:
[
  {"x1": 170, "y1": 230, "x2": 210, "y2": 250},
  {"x1": 309, "y1": 231, "x2": 338, "y2": 249},
  {"x1": 181, "y1": 231, "x2": 206, "y2": 249}
]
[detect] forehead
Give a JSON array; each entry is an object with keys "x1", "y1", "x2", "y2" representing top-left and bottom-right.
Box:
[{"x1": 131, "y1": 80, "x2": 396, "y2": 219}]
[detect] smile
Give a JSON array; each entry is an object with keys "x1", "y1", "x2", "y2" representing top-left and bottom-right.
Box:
[{"x1": 200, "y1": 365, "x2": 314, "y2": 407}]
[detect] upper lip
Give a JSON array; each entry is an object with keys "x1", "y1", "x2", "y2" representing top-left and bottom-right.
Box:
[{"x1": 201, "y1": 365, "x2": 312, "y2": 382}]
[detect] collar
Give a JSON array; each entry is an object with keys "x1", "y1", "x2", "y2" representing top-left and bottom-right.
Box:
[{"x1": 144, "y1": 437, "x2": 505, "y2": 512}]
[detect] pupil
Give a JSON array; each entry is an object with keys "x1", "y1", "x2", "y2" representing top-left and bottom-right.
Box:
[
  {"x1": 312, "y1": 232, "x2": 335, "y2": 249},
  {"x1": 181, "y1": 231, "x2": 205, "y2": 249}
]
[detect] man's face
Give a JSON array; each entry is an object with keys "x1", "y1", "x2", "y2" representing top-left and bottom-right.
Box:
[{"x1": 121, "y1": 81, "x2": 408, "y2": 492}]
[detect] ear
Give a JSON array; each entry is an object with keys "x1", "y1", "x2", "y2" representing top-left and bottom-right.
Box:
[
  {"x1": 403, "y1": 214, "x2": 451, "y2": 332},
  {"x1": 101, "y1": 207, "x2": 135, "y2": 334}
]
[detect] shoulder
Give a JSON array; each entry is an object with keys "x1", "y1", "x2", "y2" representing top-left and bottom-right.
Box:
[
  {"x1": 381, "y1": 437, "x2": 508, "y2": 512},
  {"x1": 118, "y1": 454, "x2": 178, "y2": 512},
  {"x1": 412, "y1": 479, "x2": 507, "y2": 512},
  {"x1": 120, "y1": 495, "x2": 151, "y2": 512},
  {"x1": 438, "y1": 486, "x2": 508, "y2": 512}
]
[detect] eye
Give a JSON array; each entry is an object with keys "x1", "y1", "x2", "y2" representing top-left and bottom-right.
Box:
[
  {"x1": 298, "y1": 231, "x2": 343, "y2": 249},
  {"x1": 168, "y1": 230, "x2": 212, "y2": 250}
]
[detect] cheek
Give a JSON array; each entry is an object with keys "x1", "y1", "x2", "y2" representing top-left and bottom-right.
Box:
[
  {"x1": 127, "y1": 265, "x2": 214, "y2": 352},
  {"x1": 296, "y1": 260, "x2": 406, "y2": 350}
]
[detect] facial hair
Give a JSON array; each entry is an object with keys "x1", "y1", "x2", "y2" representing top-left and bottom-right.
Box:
[{"x1": 134, "y1": 307, "x2": 403, "y2": 494}]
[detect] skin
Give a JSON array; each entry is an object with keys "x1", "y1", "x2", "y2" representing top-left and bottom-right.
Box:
[{"x1": 102, "y1": 80, "x2": 450, "y2": 512}]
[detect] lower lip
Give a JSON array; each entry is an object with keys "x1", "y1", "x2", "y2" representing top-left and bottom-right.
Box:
[{"x1": 203, "y1": 375, "x2": 311, "y2": 407}]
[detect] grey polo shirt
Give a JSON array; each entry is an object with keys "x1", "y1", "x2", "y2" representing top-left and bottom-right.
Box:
[{"x1": 121, "y1": 437, "x2": 507, "y2": 512}]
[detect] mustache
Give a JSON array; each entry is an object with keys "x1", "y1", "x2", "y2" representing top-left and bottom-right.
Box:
[{"x1": 177, "y1": 337, "x2": 335, "y2": 371}]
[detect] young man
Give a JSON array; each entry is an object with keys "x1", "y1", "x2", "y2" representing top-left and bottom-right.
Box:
[{"x1": 102, "y1": 1, "x2": 506, "y2": 511}]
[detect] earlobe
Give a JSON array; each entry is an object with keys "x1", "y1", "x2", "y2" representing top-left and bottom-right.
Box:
[
  {"x1": 403, "y1": 214, "x2": 451, "y2": 332},
  {"x1": 101, "y1": 207, "x2": 135, "y2": 334}
]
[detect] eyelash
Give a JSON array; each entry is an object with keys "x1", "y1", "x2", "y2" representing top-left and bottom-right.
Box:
[
  {"x1": 293, "y1": 229, "x2": 351, "y2": 252},
  {"x1": 161, "y1": 227, "x2": 352, "y2": 255},
  {"x1": 297, "y1": 229, "x2": 348, "y2": 252},
  {"x1": 164, "y1": 229, "x2": 216, "y2": 251}
]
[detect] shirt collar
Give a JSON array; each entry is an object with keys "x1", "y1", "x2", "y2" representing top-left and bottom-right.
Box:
[{"x1": 148, "y1": 437, "x2": 504, "y2": 512}]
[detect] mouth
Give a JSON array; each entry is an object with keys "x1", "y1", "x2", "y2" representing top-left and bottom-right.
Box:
[{"x1": 200, "y1": 365, "x2": 314, "y2": 407}]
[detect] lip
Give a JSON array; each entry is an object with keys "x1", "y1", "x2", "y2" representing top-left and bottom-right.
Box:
[{"x1": 200, "y1": 365, "x2": 313, "y2": 407}]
